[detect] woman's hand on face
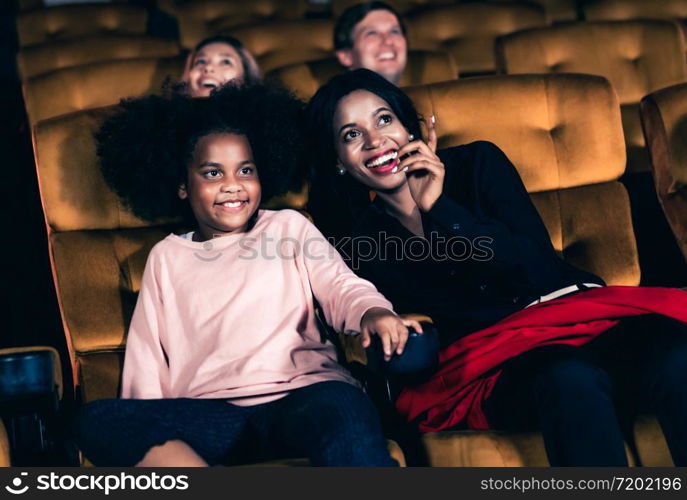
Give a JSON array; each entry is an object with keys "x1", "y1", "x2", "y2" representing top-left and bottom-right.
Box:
[
  {"x1": 397, "y1": 116, "x2": 445, "y2": 212},
  {"x1": 360, "y1": 307, "x2": 423, "y2": 361}
]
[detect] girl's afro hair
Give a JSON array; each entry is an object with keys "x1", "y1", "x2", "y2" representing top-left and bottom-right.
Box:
[{"x1": 96, "y1": 83, "x2": 307, "y2": 223}]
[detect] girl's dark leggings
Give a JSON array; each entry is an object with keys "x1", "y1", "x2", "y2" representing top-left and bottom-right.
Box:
[
  {"x1": 74, "y1": 381, "x2": 398, "y2": 467},
  {"x1": 483, "y1": 314, "x2": 687, "y2": 466}
]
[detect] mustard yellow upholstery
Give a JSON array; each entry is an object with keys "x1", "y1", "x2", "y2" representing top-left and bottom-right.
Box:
[
  {"x1": 0, "y1": 421, "x2": 9, "y2": 467},
  {"x1": 164, "y1": 0, "x2": 310, "y2": 49},
  {"x1": 399, "y1": 74, "x2": 649, "y2": 465},
  {"x1": 633, "y1": 415, "x2": 673, "y2": 466},
  {"x1": 23, "y1": 56, "x2": 185, "y2": 125},
  {"x1": 583, "y1": 0, "x2": 687, "y2": 22},
  {"x1": 497, "y1": 20, "x2": 687, "y2": 173},
  {"x1": 223, "y1": 19, "x2": 335, "y2": 74},
  {"x1": 640, "y1": 82, "x2": 687, "y2": 262},
  {"x1": 406, "y1": 3, "x2": 547, "y2": 75},
  {"x1": 17, "y1": 34, "x2": 181, "y2": 81},
  {"x1": 32, "y1": 106, "x2": 179, "y2": 394},
  {"x1": 495, "y1": 0, "x2": 578, "y2": 23},
  {"x1": 16, "y1": 4, "x2": 148, "y2": 48},
  {"x1": 331, "y1": 0, "x2": 453, "y2": 16},
  {"x1": 421, "y1": 431, "x2": 636, "y2": 466},
  {"x1": 268, "y1": 50, "x2": 458, "y2": 101}
]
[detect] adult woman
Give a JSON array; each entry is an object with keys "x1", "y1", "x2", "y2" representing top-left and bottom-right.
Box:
[
  {"x1": 180, "y1": 35, "x2": 261, "y2": 97},
  {"x1": 306, "y1": 68, "x2": 687, "y2": 466}
]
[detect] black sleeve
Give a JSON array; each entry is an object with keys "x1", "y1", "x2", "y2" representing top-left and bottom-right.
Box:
[{"x1": 427, "y1": 142, "x2": 584, "y2": 284}]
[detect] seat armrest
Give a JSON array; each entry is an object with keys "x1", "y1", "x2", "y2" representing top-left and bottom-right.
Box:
[{"x1": 0, "y1": 347, "x2": 61, "y2": 416}]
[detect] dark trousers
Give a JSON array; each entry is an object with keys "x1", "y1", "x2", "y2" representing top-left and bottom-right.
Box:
[
  {"x1": 482, "y1": 314, "x2": 687, "y2": 466},
  {"x1": 74, "y1": 381, "x2": 398, "y2": 467}
]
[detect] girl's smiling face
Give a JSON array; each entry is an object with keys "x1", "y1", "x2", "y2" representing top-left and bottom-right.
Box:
[
  {"x1": 188, "y1": 42, "x2": 245, "y2": 97},
  {"x1": 179, "y1": 132, "x2": 261, "y2": 241},
  {"x1": 333, "y1": 89, "x2": 410, "y2": 191}
]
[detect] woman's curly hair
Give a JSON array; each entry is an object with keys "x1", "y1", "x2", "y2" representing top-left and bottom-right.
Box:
[{"x1": 96, "y1": 83, "x2": 306, "y2": 223}]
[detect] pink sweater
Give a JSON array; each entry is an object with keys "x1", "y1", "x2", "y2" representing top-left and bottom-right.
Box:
[{"x1": 121, "y1": 209, "x2": 393, "y2": 405}]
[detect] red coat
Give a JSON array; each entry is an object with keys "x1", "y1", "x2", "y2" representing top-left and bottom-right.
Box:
[{"x1": 395, "y1": 286, "x2": 687, "y2": 432}]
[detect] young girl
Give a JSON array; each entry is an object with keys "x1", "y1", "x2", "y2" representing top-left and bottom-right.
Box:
[
  {"x1": 74, "y1": 83, "x2": 422, "y2": 467},
  {"x1": 306, "y1": 68, "x2": 687, "y2": 466},
  {"x1": 181, "y1": 35, "x2": 261, "y2": 98}
]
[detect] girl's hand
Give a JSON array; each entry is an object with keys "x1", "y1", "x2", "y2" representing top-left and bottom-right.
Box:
[
  {"x1": 360, "y1": 307, "x2": 423, "y2": 361},
  {"x1": 397, "y1": 116, "x2": 445, "y2": 212}
]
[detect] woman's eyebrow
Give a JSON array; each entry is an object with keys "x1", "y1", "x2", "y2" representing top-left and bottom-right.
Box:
[
  {"x1": 338, "y1": 122, "x2": 356, "y2": 134},
  {"x1": 373, "y1": 106, "x2": 392, "y2": 115},
  {"x1": 197, "y1": 161, "x2": 221, "y2": 168}
]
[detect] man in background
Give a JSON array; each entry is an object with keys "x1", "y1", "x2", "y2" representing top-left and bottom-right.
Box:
[{"x1": 334, "y1": 1, "x2": 408, "y2": 85}]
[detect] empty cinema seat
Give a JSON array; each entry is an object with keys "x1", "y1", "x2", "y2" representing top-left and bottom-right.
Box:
[
  {"x1": 401, "y1": 74, "x2": 673, "y2": 466},
  {"x1": 163, "y1": 0, "x2": 310, "y2": 49},
  {"x1": 16, "y1": 3, "x2": 149, "y2": 48},
  {"x1": 331, "y1": 0, "x2": 453, "y2": 16},
  {"x1": 223, "y1": 19, "x2": 335, "y2": 74},
  {"x1": 496, "y1": 20, "x2": 687, "y2": 174},
  {"x1": 406, "y1": 2, "x2": 548, "y2": 76},
  {"x1": 269, "y1": 49, "x2": 458, "y2": 101},
  {"x1": 30, "y1": 105, "x2": 405, "y2": 467},
  {"x1": 495, "y1": 0, "x2": 579, "y2": 23},
  {"x1": 22, "y1": 56, "x2": 185, "y2": 125},
  {"x1": 640, "y1": 82, "x2": 687, "y2": 262},
  {"x1": 497, "y1": 20, "x2": 687, "y2": 287},
  {"x1": 583, "y1": 0, "x2": 687, "y2": 23},
  {"x1": 582, "y1": 0, "x2": 687, "y2": 54},
  {"x1": 17, "y1": 34, "x2": 181, "y2": 80}
]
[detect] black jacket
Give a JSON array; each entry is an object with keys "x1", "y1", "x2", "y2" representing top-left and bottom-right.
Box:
[{"x1": 334, "y1": 141, "x2": 604, "y2": 346}]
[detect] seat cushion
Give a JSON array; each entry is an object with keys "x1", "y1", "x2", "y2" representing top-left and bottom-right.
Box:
[
  {"x1": 24, "y1": 56, "x2": 185, "y2": 125},
  {"x1": 407, "y1": 3, "x2": 547, "y2": 74},
  {"x1": 421, "y1": 430, "x2": 636, "y2": 466},
  {"x1": 17, "y1": 4, "x2": 148, "y2": 47},
  {"x1": 17, "y1": 34, "x2": 180, "y2": 80},
  {"x1": 224, "y1": 19, "x2": 335, "y2": 74},
  {"x1": 269, "y1": 50, "x2": 458, "y2": 101},
  {"x1": 497, "y1": 20, "x2": 687, "y2": 173}
]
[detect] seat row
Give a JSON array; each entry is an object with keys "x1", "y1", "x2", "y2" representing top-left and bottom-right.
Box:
[
  {"x1": 17, "y1": 0, "x2": 687, "y2": 76},
  {"x1": 26, "y1": 73, "x2": 686, "y2": 467}
]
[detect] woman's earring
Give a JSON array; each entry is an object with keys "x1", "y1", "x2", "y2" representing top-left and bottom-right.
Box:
[
  {"x1": 337, "y1": 167, "x2": 346, "y2": 176},
  {"x1": 408, "y1": 134, "x2": 415, "y2": 141}
]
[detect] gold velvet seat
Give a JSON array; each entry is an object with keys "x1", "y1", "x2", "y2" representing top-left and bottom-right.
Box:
[
  {"x1": 398, "y1": 73, "x2": 671, "y2": 466},
  {"x1": 0, "y1": 422, "x2": 9, "y2": 466},
  {"x1": 30, "y1": 105, "x2": 405, "y2": 467},
  {"x1": 494, "y1": 0, "x2": 578, "y2": 23},
  {"x1": 22, "y1": 55, "x2": 185, "y2": 125},
  {"x1": 159, "y1": 0, "x2": 310, "y2": 49},
  {"x1": 496, "y1": 20, "x2": 687, "y2": 175},
  {"x1": 331, "y1": 0, "x2": 453, "y2": 16},
  {"x1": 640, "y1": 82, "x2": 687, "y2": 262},
  {"x1": 268, "y1": 50, "x2": 458, "y2": 101},
  {"x1": 405, "y1": 3, "x2": 547, "y2": 76},
  {"x1": 16, "y1": 4, "x2": 148, "y2": 48},
  {"x1": 583, "y1": 0, "x2": 687, "y2": 23},
  {"x1": 222, "y1": 19, "x2": 335, "y2": 74},
  {"x1": 17, "y1": 34, "x2": 181, "y2": 80}
]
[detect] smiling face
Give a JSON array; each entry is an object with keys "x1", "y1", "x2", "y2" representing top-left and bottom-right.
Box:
[
  {"x1": 179, "y1": 133, "x2": 261, "y2": 240},
  {"x1": 333, "y1": 89, "x2": 411, "y2": 191},
  {"x1": 187, "y1": 42, "x2": 245, "y2": 97},
  {"x1": 336, "y1": 10, "x2": 407, "y2": 85}
]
